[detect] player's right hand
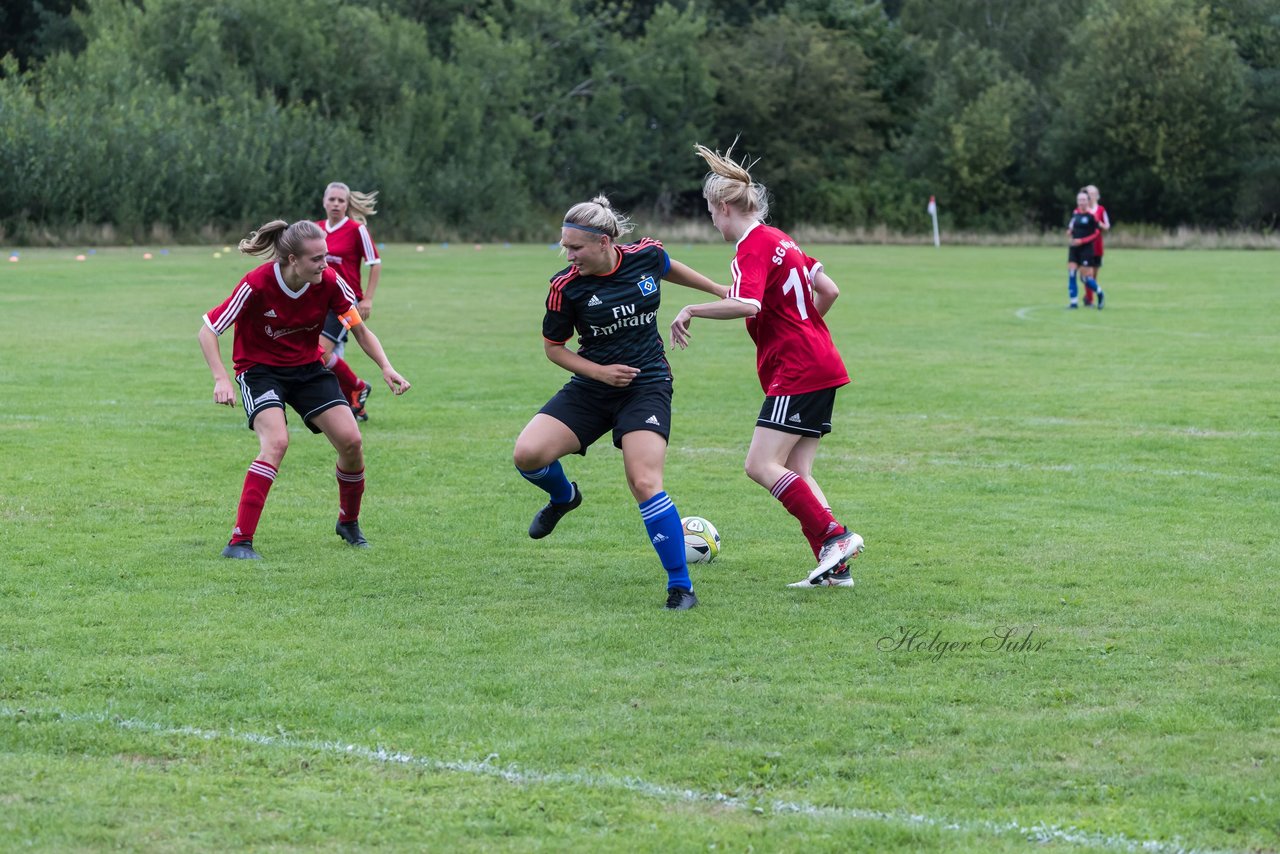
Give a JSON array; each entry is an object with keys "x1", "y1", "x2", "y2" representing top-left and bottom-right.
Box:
[
  {"x1": 212, "y1": 378, "x2": 236, "y2": 406},
  {"x1": 598, "y1": 364, "x2": 641, "y2": 387},
  {"x1": 670, "y1": 309, "x2": 693, "y2": 350}
]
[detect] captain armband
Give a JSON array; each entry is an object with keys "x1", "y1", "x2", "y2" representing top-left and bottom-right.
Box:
[{"x1": 338, "y1": 307, "x2": 364, "y2": 330}]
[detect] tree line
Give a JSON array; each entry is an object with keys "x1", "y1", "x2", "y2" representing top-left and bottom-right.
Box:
[{"x1": 0, "y1": 0, "x2": 1276, "y2": 242}]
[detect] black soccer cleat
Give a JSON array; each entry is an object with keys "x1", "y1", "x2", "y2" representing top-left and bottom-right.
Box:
[
  {"x1": 665, "y1": 587, "x2": 698, "y2": 610},
  {"x1": 350, "y1": 380, "x2": 371, "y2": 422},
  {"x1": 528, "y1": 483, "x2": 582, "y2": 539},
  {"x1": 335, "y1": 520, "x2": 371, "y2": 548},
  {"x1": 222, "y1": 540, "x2": 262, "y2": 560}
]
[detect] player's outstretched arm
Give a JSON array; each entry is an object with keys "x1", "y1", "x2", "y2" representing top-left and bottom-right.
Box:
[
  {"x1": 669, "y1": 298, "x2": 757, "y2": 350},
  {"x1": 350, "y1": 324, "x2": 411, "y2": 395},
  {"x1": 666, "y1": 259, "x2": 729, "y2": 299}
]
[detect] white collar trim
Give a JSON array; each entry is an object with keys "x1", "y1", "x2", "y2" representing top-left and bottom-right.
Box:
[
  {"x1": 274, "y1": 262, "x2": 312, "y2": 299},
  {"x1": 735, "y1": 220, "x2": 762, "y2": 250}
]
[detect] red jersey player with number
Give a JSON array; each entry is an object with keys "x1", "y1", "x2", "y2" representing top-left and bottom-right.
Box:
[
  {"x1": 671, "y1": 143, "x2": 865, "y2": 589},
  {"x1": 198, "y1": 219, "x2": 410, "y2": 560},
  {"x1": 316, "y1": 182, "x2": 382, "y2": 421}
]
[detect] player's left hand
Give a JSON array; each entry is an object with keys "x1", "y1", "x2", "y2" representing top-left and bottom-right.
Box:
[
  {"x1": 383, "y1": 367, "x2": 411, "y2": 395},
  {"x1": 358, "y1": 299, "x2": 373, "y2": 321}
]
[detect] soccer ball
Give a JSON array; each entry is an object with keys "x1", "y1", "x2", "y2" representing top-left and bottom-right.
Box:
[{"x1": 682, "y1": 516, "x2": 721, "y2": 564}]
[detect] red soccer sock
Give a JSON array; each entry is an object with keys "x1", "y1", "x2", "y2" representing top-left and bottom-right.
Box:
[
  {"x1": 326, "y1": 354, "x2": 363, "y2": 400},
  {"x1": 771, "y1": 472, "x2": 841, "y2": 546},
  {"x1": 231, "y1": 460, "x2": 278, "y2": 543},
  {"x1": 801, "y1": 507, "x2": 839, "y2": 558},
  {"x1": 336, "y1": 466, "x2": 365, "y2": 522}
]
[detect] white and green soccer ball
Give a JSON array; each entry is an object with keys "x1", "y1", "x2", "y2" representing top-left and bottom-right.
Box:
[{"x1": 681, "y1": 516, "x2": 721, "y2": 564}]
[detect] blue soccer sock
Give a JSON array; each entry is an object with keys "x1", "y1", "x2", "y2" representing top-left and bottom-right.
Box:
[
  {"x1": 1084, "y1": 276, "x2": 1099, "y2": 295},
  {"x1": 1068, "y1": 271, "x2": 1079, "y2": 302},
  {"x1": 516, "y1": 460, "x2": 575, "y2": 504},
  {"x1": 639, "y1": 492, "x2": 691, "y2": 590}
]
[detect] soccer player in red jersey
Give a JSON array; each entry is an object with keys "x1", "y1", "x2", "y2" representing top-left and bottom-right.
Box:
[
  {"x1": 512, "y1": 196, "x2": 727, "y2": 610},
  {"x1": 199, "y1": 219, "x2": 411, "y2": 560},
  {"x1": 1081, "y1": 184, "x2": 1109, "y2": 307},
  {"x1": 670, "y1": 143, "x2": 865, "y2": 589},
  {"x1": 317, "y1": 182, "x2": 382, "y2": 421}
]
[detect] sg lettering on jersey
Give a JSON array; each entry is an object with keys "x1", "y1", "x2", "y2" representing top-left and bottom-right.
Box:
[{"x1": 771, "y1": 239, "x2": 799, "y2": 266}]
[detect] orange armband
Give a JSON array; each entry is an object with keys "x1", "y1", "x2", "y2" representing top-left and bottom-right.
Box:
[{"x1": 338, "y1": 307, "x2": 363, "y2": 330}]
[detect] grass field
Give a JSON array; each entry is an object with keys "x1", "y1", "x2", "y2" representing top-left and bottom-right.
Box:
[{"x1": 1, "y1": 242, "x2": 1277, "y2": 852}]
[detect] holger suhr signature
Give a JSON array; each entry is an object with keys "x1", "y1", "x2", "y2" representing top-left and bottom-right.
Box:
[{"x1": 877, "y1": 625, "x2": 1048, "y2": 661}]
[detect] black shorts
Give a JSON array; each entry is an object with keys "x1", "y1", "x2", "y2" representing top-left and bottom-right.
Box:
[
  {"x1": 756, "y1": 387, "x2": 839, "y2": 437},
  {"x1": 1068, "y1": 245, "x2": 1096, "y2": 267},
  {"x1": 236, "y1": 362, "x2": 347, "y2": 434},
  {"x1": 320, "y1": 310, "x2": 348, "y2": 345},
  {"x1": 1092, "y1": 254, "x2": 1104, "y2": 269},
  {"x1": 540, "y1": 379, "x2": 672, "y2": 454}
]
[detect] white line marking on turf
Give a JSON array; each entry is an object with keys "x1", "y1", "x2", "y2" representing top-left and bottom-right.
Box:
[
  {"x1": 2, "y1": 706, "x2": 1230, "y2": 854},
  {"x1": 1013, "y1": 304, "x2": 1222, "y2": 337}
]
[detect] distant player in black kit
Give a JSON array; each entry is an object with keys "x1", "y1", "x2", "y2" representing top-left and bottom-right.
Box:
[
  {"x1": 512, "y1": 195, "x2": 727, "y2": 610},
  {"x1": 1066, "y1": 190, "x2": 1104, "y2": 309}
]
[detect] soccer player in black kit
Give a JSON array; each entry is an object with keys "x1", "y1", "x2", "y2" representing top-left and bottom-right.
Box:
[
  {"x1": 1066, "y1": 189, "x2": 1104, "y2": 309},
  {"x1": 512, "y1": 196, "x2": 727, "y2": 610}
]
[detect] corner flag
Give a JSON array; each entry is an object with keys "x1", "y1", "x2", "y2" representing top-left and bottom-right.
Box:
[{"x1": 927, "y1": 196, "x2": 940, "y2": 247}]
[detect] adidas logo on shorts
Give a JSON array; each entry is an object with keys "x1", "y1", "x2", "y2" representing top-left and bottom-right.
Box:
[
  {"x1": 645, "y1": 415, "x2": 660, "y2": 426},
  {"x1": 587, "y1": 294, "x2": 602, "y2": 306},
  {"x1": 789, "y1": 413, "x2": 802, "y2": 423}
]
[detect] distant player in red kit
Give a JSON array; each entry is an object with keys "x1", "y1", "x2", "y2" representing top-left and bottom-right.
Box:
[
  {"x1": 198, "y1": 219, "x2": 411, "y2": 560},
  {"x1": 1081, "y1": 184, "x2": 1109, "y2": 307},
  {"x1": 317, "y1": 182, "x2": 382, "y2": 421},
  {"x1": 670, "y1": 143, "x2": 865, "y2": 589}
]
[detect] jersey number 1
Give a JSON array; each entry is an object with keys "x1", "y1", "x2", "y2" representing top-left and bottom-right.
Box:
[{"x1": 782, "y1": 267, "x2": 811, "y2": 321}]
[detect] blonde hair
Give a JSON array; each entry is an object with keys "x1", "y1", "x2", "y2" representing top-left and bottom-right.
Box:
[
  {"x1": 562, "y1": 195, "x2": 635, "y2": 240},
  {"x1": 695, "y1": 141, "x2": 769, "y2": 222},
  {"x1": 1084, "y1": 184, "x2": 1100, "y2": 203},
  {"x1": 325, "y1": 182, "x2": 378, "y2": 224},
  {"x1": 238, "y1": 219, "x2": 326, "y2": 261}
]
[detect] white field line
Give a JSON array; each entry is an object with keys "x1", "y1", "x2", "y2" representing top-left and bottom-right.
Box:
[
  {"x1": 1012, "y1": 303, "x2": 1218, "y2": 334},
  {"x1": 2, "y1": 706, "x2": 1230, "y2": 854}
]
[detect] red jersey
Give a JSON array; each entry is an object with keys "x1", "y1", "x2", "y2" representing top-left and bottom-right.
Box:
[
  {"x1": 1091, "y1": 204, "x2": 1109, "y2": 256},
  {"x1": 317, "y1": 216, "x2": 380, "y2": 300},
  {"x1": 728, "y1": 222, "x2": 850, "y2": 395},
  {"x1": 204, "y1": 262, "x2": 360, "y2": 374}
]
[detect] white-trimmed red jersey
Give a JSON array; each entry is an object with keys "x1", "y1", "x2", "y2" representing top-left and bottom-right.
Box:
[
  {"x1": 317, "y1": 216, "x2": 380, "y2": 300},
  {"x1": 1091, "y1": 204, "x2": 1109, "y2": 256},
  {"x1": 204, "y1": 262, "x2": 360, "y2": 375},
  {"x1": 728, "y1": 222, "x2": 849, "y2": 396}
]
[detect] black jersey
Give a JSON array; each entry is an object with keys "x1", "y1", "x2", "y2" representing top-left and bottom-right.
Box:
[
  {"x1": 1069, "y1": 208, "x2": 1101, "y2": 242},
  {"x1": 543, "y1": 239, "x2": 673, "y2": 389}
]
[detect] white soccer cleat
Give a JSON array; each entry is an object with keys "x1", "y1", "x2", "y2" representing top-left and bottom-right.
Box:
[
  {"x1": 788, "y1": 564, "x2": 855, "y2": 588},
  {"x1": 808, "y1": 530, "x2": 864, "y2": 583}
]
